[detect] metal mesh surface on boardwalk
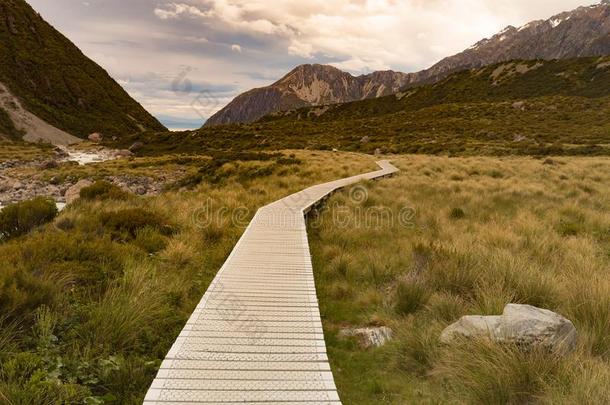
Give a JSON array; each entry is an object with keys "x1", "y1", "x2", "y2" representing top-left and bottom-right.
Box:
[{"x1": 144, "y1": 160, "x2": 399, "y2": 404}]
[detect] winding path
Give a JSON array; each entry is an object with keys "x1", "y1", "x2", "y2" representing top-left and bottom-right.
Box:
[{"x1": 144, "y1": 160, "x2": 399, "y2": 404}]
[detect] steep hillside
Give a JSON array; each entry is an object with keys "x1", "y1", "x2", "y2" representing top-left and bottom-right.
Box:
[
  {"x1": 266, "y1": 57, "x2": 610, "y2": 123},
  {"x1": 121, "y1": 57, "x2": 610, "y2": 157},
  {"x1": 405, "y1": 0, "x2": 610, "y2": 86},
  {"x1": 205, "y1": 1, "x2": 610, "y2": 126},
  {"x1": 204, "y1": 64, "x2": 410, "y2": 126},
  {"x1": 0, "y1": 0, "x2": 165, "y2": 141}
]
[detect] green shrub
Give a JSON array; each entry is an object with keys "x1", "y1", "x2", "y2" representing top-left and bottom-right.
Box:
[
  {"x1": 0, "y1": 264, "x2": 61, "y2": 321},
  {"x1": 0, "y1": 197, "x2": 57, "y2": 240},
  {"x1": 79, "y1": 181, "x2": 129, "y2": 201},
  {"x1": 0, "y1": 352, "x2": 90, "y2": 404},
  {"x1": 449, "y1": 207, "x2": 466, "y2": 220},
  {"x1": 100, "y1": 208, "x2": 173, "y2": 240}
]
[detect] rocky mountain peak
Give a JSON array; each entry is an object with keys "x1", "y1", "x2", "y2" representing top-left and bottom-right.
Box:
[{"x1": 204, "y1": 1, "x2": 610, "y2": 127}]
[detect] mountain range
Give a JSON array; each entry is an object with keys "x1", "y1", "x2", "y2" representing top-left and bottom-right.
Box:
[
  {"x1": 0, "y1": 0, "x2": 165, "y2": 144},
  {"x1": 205, "y1": 1, "x2": 610, "y2": 126},
  {"x1": 124, "y1": 55, "x2": 609, "y2": 157}
]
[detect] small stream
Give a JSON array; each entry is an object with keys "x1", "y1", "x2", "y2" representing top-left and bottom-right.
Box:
[
  {"x1": 58, "y1": 146, "x2": 118, "y2": 166},
  {"x1": 1, "y1": 147, "x2": 118, "y2": 212}
]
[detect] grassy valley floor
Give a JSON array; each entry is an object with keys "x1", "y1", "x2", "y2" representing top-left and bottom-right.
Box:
[
  {"x1": 1, "y1": 147, "x2": 609, "y2": 403},
  {"x1": 308, "y1": 155, "x2": 610, "y2": 404},
  {"x1": 0, "y1": 149, "x2": 377, "y2": 404}
]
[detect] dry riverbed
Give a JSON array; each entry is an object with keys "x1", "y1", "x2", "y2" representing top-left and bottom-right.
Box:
[{"x1": 0, "y1": 144, "x2": 185, "y2": 208}]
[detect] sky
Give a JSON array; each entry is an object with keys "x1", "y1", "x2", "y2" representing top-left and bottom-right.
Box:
[{"x1": 28, "y1": 0, "x2": 597, "y2": 130}]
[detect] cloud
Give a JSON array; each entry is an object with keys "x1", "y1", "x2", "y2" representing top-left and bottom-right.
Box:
[
  {"x1": 153, "y1": 3, "x2": 211, "y2": 20},
  {"x1": 151, "y1": 0, "x2": 595, "y2": 73}
]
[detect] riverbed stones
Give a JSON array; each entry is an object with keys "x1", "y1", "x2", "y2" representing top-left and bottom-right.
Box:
[
  {"x1": 88, "y1": 132, "x2": 103, "y2": 142},
  {"x1": 65, "y1": 179, "x2": 93, "y2": 204}
]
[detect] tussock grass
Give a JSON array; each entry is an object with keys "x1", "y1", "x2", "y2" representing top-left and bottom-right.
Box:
[
  {"x1": 0, "y1": 149, "x2": 378, "y2": 403},
  {"x1": 309, "y1": 154, "x2": 610, "y2": 403}
]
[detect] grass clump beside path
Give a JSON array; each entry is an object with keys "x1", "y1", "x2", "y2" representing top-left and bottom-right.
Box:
[
  {"x1": 0, "y1": 150, "x2": 378, "y2": 404},
  {"x1": 0, "y1": 197, "x2": 57, "y2": 240},
  {"x1": 309, "y1": 155, "x2": 610, "y2": 404}
]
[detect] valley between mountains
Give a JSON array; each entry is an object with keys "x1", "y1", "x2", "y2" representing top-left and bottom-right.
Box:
[{"x1": 0, "y1": 1, "x2": 609, "y2": 404}]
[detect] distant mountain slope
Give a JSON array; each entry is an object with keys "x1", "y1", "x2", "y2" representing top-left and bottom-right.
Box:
[
  {"x1": 205, "y1": 1, "x2": 610, "y2": 127},
  {"x1": 0, "y1": 0, "x2": 165, "y2": 142},
  {"x1": 404, "y1": 1, "x2": 610, "y2": 87},
  {"x1": 266, "y1": 57, "x2": 610, "y2": 123},
  {"x1": 122, "y1": 56, "x2": 610, "y2": 157},
  {"x1": 204, "y1": 64, "x2": 410, "y2": 126}
]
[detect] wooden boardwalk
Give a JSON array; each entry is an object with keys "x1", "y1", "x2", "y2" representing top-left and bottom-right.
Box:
[{"x1": 144, "y1": 160, "x2": 399, "y2": 404}]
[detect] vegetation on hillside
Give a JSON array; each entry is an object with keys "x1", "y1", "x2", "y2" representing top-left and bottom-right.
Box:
[
  {"x1": 118, "y1": 57, "x2": 610, "y2": 156},
  {"x1": 0, "y1": 0, "x2": 165, "y2": 139},
  {"x1": 0, "y1": 149, "x2": 377, "y2": 404},
  {"x1": 0, "y1": 140, "x2": 53, "y2": 162},
  {"x1": 266, "y1": 57, "x2": 610, "y2": 123},
  {"x1": 0, "y1": 197, "x2": 57, "y2": 240},
  {"x1": 308, "y1": 155, "x2": 610, "y2": 403},
  {"x1": 0, "y1": 107, "x2": 24, "y2": 140}
]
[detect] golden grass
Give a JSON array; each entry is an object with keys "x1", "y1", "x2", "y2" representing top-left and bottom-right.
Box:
[
  {"x1": 309, "y1": 154, "x2": 610, "y2": 404},
  {"x1": 0, "y1": 149, "x2": 378, "y2": 403}
]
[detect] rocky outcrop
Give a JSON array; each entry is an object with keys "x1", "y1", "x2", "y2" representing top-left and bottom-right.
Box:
[
  {"x1": 205, "y1": 2, "x2": 610, "y2": 126},
  {"x1": 88, "y1": 133, "x2": 103, "y2": 143},
  {"x1": 64, "y1": 179, "x2": 92, "y2": 204},
  {"x1": 128, "y1": 142, "x2": 144, "y2": 152},
  {"x1": 440, "y1": 304, "x2": 577, "y2": 354},
  {"x1": 414, "y1": 2, "x2": 610, "y2": 86},
  {"x1": 205, "y1": 64, "x2": 410, "y2": 126},
  {"x1": 339, "y1": 326, "x2": 393, "y2": 349}
]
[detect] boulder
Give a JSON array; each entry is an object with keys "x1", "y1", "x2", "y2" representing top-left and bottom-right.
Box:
[
  {"x1": 64, "y1": 179, "x2": 92, "y2": 204},
  {"x1": 440, "y1": 304, "x2": 577, "y2": 354},
  {"x1": 512, "y1": 101, "x2": 526, "y2": 111},
  {"x1": 340, "y1": 326, "x2": 393, "y2": 349},
  {"x1": 499, "y1": 304, "x2": 577, "y2": 354},
  {"x1": 440, "y1": 316, "x2": 501, "y2": 343},
  {"x1": 128, "y1": 141, "x2": 144, "y2": 152},
  {"x1": 88, "y1": 132, "x2": 103, "y2": 142},
  {"x1": 360, "y1": 136, "x2": 370, "y2": 144},
  {"x1": 114, "y1": 149, "x2": 134, "y2": 158},
  {"x1": 39, "y1": 160, "x2": 59, "y2": 170}
]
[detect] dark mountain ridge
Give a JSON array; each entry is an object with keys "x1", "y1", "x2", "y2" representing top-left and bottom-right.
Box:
[{"x1": 0, "y1": 0, "x2": 166, "y2": 142}]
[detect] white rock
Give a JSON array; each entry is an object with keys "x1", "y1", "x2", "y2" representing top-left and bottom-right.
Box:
[
  {"x1": 440, "y1": 304, "x2": 577, "y2": 354},
  {"x1": 499, "y1": 304, "x2": 577, "y2": 354},
  {"x1": 440, "y1": 315, "x2": 502, "y2": 344},
  {"x1": 340, "y1": 326, "x2": 393, "y2": 349}
]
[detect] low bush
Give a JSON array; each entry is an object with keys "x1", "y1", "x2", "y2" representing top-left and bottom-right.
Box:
[
  {"x1": 100, "y1": 208, "x2": 174, "y2": 240},
  {"x1": 79, "y1": 181, "x2": 129, "y2": 201},
  {"x1": 0, "y1": 197, "x2": 57, "y2": 240},
  {"x1": 449, "y1": 207, "x2": 466, "y2": 220}
]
